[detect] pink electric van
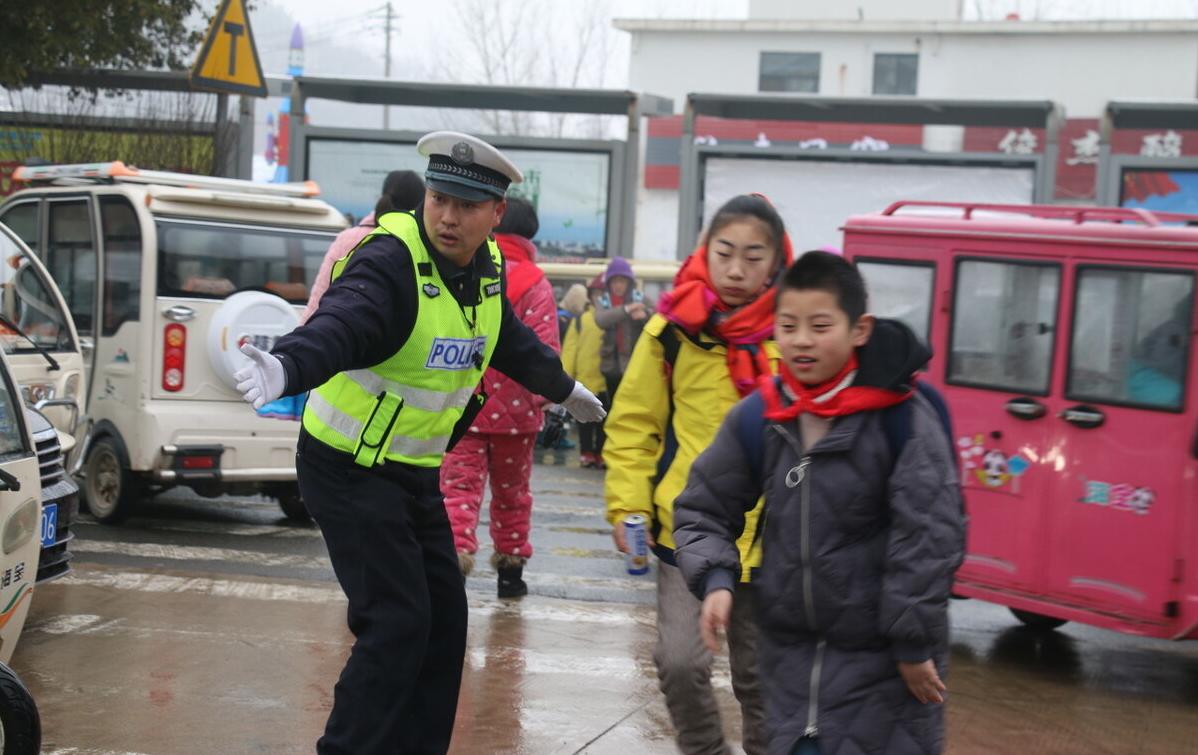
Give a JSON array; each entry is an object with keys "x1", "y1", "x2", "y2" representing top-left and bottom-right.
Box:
[{"x1": 844, "y1": 202, "x2": 1198, "y2": 639}]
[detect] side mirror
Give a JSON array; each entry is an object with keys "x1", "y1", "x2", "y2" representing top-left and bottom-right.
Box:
[{"x1": 79, "y1": 335, "x2": 95, "y2": 362}]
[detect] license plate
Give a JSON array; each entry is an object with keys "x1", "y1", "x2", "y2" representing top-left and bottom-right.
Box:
[{"x1": 40, "y1": 503, "x2": 57, "y2": 548}]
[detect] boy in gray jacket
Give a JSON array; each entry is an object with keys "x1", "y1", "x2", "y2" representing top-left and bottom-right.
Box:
[{"x1": 673, "y1": 251, "x2": 966, "y2": 755}]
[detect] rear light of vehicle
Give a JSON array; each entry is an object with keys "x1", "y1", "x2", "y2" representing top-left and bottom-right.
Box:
[
  {"x1": 180, "y1": 455, "x2": 217, "y2": 470},
  {"x1": 163, "y1": 324, "x2": 186, "y2": 392}
]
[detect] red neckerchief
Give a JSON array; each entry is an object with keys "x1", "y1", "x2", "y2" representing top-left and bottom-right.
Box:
[
  {"x1": 657, "y1": 233, "x2": 795, "y2": 397},
  {"x1": 760, "y1": 354, "x2": 910, "y2": 420}
]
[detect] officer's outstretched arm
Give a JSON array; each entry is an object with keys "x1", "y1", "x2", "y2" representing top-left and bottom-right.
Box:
[
  {"x1": 272, "y1": 237, "x2": 418, "y2": 395},
  {"x1": 489, "y1": 296, "x2": 577, "y2": 403}
]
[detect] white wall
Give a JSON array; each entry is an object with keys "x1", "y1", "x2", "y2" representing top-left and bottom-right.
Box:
[
  {"x1": 624, "y1": 25, "x2": 1198, "y2": 259},
  {"x1": 748, "y1": 0, "x2": 960, "y2": 21},
  {"x1": 627, "y1": 30, "x2": 1198, "y2": 117},
  {"x1": 633, "y1": 189, "x2": 681, "y2": 261}
]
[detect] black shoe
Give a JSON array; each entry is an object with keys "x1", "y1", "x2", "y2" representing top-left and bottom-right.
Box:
[{"x1": 497, "y1": 566, "x2": 528, "y2": 599}]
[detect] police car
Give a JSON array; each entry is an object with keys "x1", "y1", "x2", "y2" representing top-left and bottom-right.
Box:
[{"x1": 0, "y1": 162, "x2": 348, "y2": 523}]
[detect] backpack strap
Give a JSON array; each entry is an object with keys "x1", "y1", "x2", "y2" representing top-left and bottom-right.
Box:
[
  {"x1": 735, "y1": 389, "x2": 768, "y2": 483},
  {"x1": 652, "y1": 323, "x2": 719, "y2": 485},
  {"x1": 880, "y1": 382, "x2": 954, "y2": 464},
  {"x1": 658, "y1": 323, "x2": 682, "y2": 377}
]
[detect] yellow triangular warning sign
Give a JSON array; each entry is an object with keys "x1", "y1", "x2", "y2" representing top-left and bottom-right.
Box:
[{"x1": 190, "y1": 0, "x2": 267, "y2": 97}]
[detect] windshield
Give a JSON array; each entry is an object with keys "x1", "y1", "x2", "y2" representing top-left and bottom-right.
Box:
[
  {"x1": 0, "y1": 224, "x2": 74, "y2": 353},
  {"x1": 156, "y1": 219, "x2": 336, "y2": 304}
]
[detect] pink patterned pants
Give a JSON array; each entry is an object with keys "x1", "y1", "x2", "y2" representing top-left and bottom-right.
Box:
[{"x1": 439, "y1": 432, "x2": 535, "y2": 559}]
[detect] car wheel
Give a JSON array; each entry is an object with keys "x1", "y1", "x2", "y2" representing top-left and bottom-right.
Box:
[
  {"x1": 274, "y1": 484, "x2": 311, "y2": 523},
  {"x1": 0, "y1": 662, "x2": 40, "y2": 755},
  {"x1": 82, "y1": 438, "x2": 136, "y2": 524},
  {"x1": 1010, "y1": 607, "x2": 1068, "y2": 631}
]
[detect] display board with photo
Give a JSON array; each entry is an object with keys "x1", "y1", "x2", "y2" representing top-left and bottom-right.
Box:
[
  {"x1": 1120, "y1": 169, "x2": 1198, "y2": 216},
  {"x1": 307, "y1": 139, "x2": 611, "y2": 260}
]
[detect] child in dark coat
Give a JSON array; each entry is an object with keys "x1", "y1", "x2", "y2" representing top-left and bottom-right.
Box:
[{"x1": 673, "y1": 251, "x2": 966, "y2": 755}]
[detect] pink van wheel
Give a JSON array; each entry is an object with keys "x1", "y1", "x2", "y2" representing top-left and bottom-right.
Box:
[{"x1": 1010, "y1": 608, "x2": 1068, "y2": 631}]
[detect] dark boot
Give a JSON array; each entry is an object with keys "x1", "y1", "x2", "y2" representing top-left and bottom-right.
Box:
[{"x1": 494, "y1": 553, "x2": 529, "y2": 598}]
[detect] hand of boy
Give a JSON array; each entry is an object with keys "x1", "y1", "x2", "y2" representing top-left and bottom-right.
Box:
[
  {"x1": 898, "y1": 660, "x2": 946, "y2": 704},
  {"x1": 611, "y1": 522, "x2": 656, "y2": 553},
  {"x1": 699, "y1": 589, "x2": 733, "y2": 653}
]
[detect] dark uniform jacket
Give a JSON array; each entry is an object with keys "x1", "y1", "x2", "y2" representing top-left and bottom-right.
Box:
[
  {"x1": 673, "y1": 323, "x2": 966, "y2": 755},
  {"x1": 272, "y1": 207, "x2": 575, "y2": 473}
]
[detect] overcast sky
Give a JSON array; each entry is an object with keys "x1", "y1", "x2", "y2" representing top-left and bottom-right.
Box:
[{"x1": 253, "y1": 0, "x2": 1198, "y2": 84}]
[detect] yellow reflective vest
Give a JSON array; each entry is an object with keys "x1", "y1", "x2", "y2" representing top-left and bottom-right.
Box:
[
  {"x1": 302, "y1": 211, "x2": 504, "y2": 468},
  {"x1": 604, "y1": 314, "x2": 777, "y2": 580}
]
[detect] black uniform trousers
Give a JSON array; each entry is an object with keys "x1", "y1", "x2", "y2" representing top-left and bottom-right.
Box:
[{"x1": 297, "y1": 429, "x2": 467, "y2": 755}]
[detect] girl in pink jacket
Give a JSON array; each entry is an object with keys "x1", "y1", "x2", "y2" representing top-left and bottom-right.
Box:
[
  {"x1": 300, "y1": 170, "x2": 425, "y2": 323},
  {"x1": 440, "y1": 198, "x2": 561, "y2": 598}
]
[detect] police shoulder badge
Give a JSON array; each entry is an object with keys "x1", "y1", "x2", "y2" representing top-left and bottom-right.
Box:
[
  {"x1": 451, "y1": 141, "x2": 474, "y2": 165},
  {"x1": 422, "y1": 282, "x2": 441, "y2": 298},
  {"x1": 484, "y1": 281, "x2": 502, "y2": 297}
]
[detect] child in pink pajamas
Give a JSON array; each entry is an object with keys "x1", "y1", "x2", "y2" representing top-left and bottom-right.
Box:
[{"x1": 439, "y1": 198, "x2": 559, "y2": 598}]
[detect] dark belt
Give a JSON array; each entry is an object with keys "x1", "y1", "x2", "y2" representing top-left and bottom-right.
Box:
[{"x1": 297, "y1": 428, "x2": 440, "y2": 493}]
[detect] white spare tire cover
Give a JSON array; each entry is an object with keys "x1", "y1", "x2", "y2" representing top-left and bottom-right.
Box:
[{"x1": 207, "y1": 291, "x2": 299, "y2": 390}]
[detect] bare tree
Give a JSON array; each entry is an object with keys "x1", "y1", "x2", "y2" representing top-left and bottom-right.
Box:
[{"x1": 447, "y1": 0, "x2": 615, "y2": 139}]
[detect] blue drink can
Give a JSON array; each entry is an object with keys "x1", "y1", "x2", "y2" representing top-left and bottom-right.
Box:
[{"x1": 624, "y1": 514, "x2": 650, "y2": 575}]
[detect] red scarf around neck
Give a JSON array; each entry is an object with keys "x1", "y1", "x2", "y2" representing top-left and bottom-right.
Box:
[
  {"x1": 657, "y1": 234, "x2": 795, "y2": 397},
  {"x1": 760, "y1": 354, "x2": 911, "y2": 420}
]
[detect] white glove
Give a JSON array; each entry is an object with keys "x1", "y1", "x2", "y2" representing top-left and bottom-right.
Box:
[
  {"x1": 561, "y1": 380, "x2": 606, "y2": 423},
  {"x1": 234, "y1": 343, "x2": 287, "y2": 410}
]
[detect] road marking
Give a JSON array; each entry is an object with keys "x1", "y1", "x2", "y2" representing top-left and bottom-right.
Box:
[
  {"x1": 467, "y1": 569, "x2": 655, "y2": 594},
  {"x1": 45, "y1": 749, "x2": 156, "y2": 755},
  {"x1": 27, "y1": 613, "x2": 106, "y2": 635},
  {"x1": 470, "y1": 599, "x2": 648, "y2": 626},
  {"x1": 76, "y1": 515, "x2": 322, "y2": 539},
  {"x1": 550, "y1": 546, "x2": 623, "y2": 560},
  {"x1": 70, "y1": 540, "x2": 330, "y2": 570},
  {"x1": 57, "y1": 569, "x2": 346, "y2": 605},
  {"x1": 548, "y1": 526, "x2": 612, "y2": 536},
  {"x1": 27, "y1": 612, "x2": 343, "y2": 650},
  {"x1": 467, "y1": 647, "x2": 732, "y2": 688},
  {"x1": 54, "y1": 568, "x2": 654, "y2": 623}
]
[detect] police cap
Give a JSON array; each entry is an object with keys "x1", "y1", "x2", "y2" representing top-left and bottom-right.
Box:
[{"x1": 417, "y1": 131, "x2": 523, "y2": 202}]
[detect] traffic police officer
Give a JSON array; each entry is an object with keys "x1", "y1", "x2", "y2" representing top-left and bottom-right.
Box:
[{"x1": 233, "y1": 131, "x2": 605, "y2": 754}]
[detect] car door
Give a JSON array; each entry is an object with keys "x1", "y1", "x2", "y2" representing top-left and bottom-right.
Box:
[
  {"x1": 1042, "y1": 262, "x2": 1196, "y2": 621},
  {"x1": 0, "y1": 223, "x2": 85, "y2": 437},
  {"x1": 941, "y1": 254, "x2": 1063, "y2": 592},
  {"x1": 41, "y1": 196, "x2": 101, "y2": 375},
  {"x1": 0, "y1": 351, "x2": 43, "y2": 664}
]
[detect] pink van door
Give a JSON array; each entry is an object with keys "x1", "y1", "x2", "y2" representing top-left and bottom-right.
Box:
[
  {"x1": 940, "y1": 255, "x2": 1064, "y2": 592},
  {"x1": 861, "y1": 252, "x2": 1062, "y2": 593},
  {"x1": 1043, "y1": 262, "x2": 1195, "y2": 624}
]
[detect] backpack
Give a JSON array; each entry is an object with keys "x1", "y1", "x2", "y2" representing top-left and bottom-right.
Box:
[{"x1": 734, "y1": 378, "x2": 955, "y2": 483}]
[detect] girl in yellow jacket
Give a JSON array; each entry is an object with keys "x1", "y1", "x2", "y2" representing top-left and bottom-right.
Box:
[
  {"x1": 562, "y1": 275, "x2": 610, "y2": 467},
  {"x1": 605, "y1": 194, "x2": 793, "y2": 755}
]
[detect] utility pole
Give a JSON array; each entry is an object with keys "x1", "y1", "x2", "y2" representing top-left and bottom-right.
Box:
[{"x1": 383, "y1": 1, "x2": 393, "y2": 130}]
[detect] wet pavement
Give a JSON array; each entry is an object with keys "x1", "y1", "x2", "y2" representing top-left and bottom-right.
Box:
[{"x1": 10, "y1": 454, "x2": 1198, "y2": 753}]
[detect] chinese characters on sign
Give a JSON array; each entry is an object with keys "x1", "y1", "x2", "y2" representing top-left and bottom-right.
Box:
[
  {"x1": 1, "y1": 562, "x2": 26, "y2": 587},
  {"x1": 1081, "y1": 479, "x2": 1154, "y2": 515},
  {"x1": 998, "y1": 128, "x2": 1039, "y2": 155},
  {"x1": 1141, "y1": 130, "x2": 1183, "y2": 159},
  {"x1": 1067, "y1": 129, "x2": 1100, "y2": 166}
]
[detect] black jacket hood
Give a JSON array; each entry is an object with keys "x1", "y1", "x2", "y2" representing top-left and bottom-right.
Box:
[{"x1": 853, "y1": 318, "x2": 931, "y2": 393}]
